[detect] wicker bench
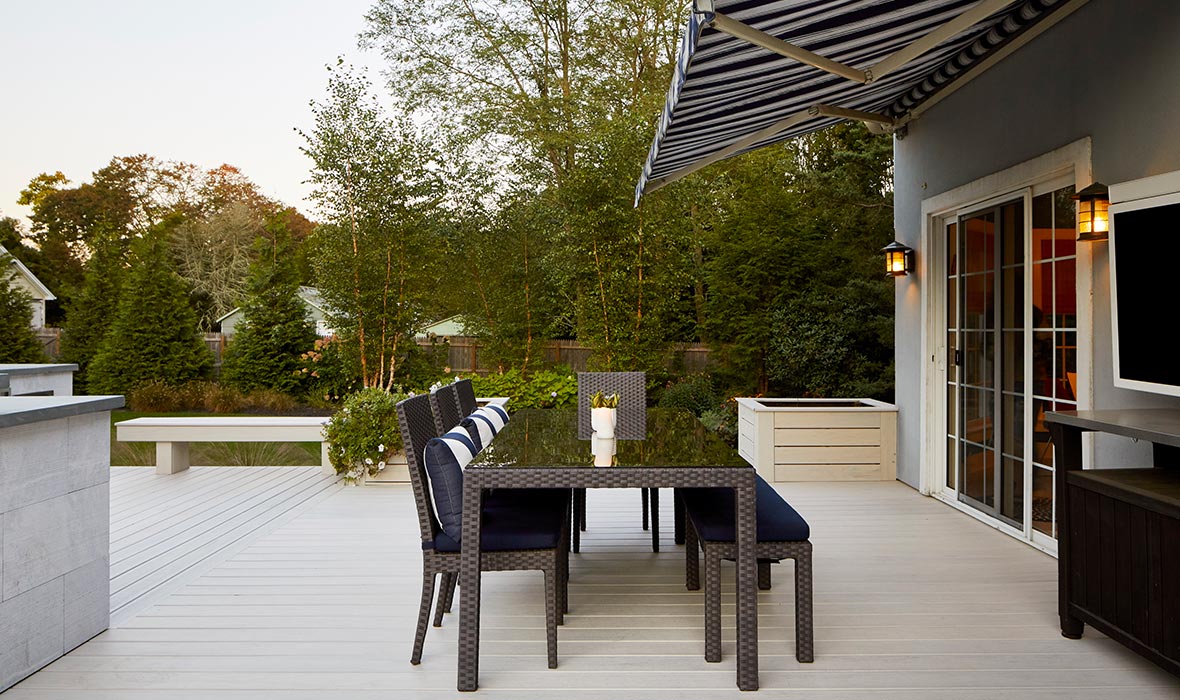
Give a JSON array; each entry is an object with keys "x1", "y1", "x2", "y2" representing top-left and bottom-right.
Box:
[{"x1": 115, "y1": 416, "x2": 332, "y2": 475}]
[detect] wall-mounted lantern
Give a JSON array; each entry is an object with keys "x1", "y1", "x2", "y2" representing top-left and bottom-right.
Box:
[
  {"x1": 1073, "y1": 182, "x2": 1110, "y2": 242},
  {"x1": 882, "y1": 240, "x2": 914, "y2": 277}
]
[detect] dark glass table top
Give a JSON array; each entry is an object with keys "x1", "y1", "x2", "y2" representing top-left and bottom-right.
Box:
[{"x1": 470, "y1": 408, "x2": 746, "y2": 469}]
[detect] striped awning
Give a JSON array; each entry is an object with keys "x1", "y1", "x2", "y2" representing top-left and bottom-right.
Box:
[{"x1": 636, "y1": 0, "x2": 1081, "y2": 200}]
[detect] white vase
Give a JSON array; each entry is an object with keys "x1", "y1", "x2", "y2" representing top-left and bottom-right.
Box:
[
  {"x1": 591, "y1": 434, "x2": 616, "y2": 467},
  {"x1": 591, "y1": 407, "x2": 616, "y2": 438}
]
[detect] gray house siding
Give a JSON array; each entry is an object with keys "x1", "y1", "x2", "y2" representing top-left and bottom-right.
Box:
[{"x1": 892, "y1": 0, "x2": 1180, "y2": 487}]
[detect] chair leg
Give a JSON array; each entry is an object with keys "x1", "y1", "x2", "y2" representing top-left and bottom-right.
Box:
[
  {"x1": 650, "y1": 488, "x2": 660, "y2": 553},
  {"x1": 411, "y1": 570, "x2": 437, "y2": 665},
  {"x1": 685, "y1": 521, "x2": 700, "y2": 591},
  {"x1": 544, "y1": 568, "x2": 559, "y2": 669},
  {"x1": 443, "y1": 574, "x2": 457, "y2": 613},
  {"x1": 795, "y1": 544, "x2": 814, "y2": 663},
  {"x1": 673, "y1": 489, "x2": 685, "y2": 545},
  {"x1": 573, "y1": 489, "x2": 584, "y2": 552},
  {"x1": 433, "y1": 572, "x2": 454, "y2": 626},
  {"x1": 641, "y1": 488, "x2": 649, "y2": 530},
  {"x1": 557, "y1": 537, "x2": 569, "y2": 624},
  {"x1": 704, "y1": 548, "x2": 722, "y2": 663},
  {"x1": 758, "y1": 561, "x2": 772, "y2": 591}
]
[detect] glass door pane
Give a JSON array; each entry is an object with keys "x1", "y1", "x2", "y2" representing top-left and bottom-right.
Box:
[
  {"x1": 954, "y1": 200, "x2": 1023, "y2": 528},
  {"x1": 958, "y1": 210, "x2": 995, "y2": 511}
]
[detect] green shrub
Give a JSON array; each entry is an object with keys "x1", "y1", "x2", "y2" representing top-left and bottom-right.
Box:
[
  {"x1": 657, "y1": 373, "x2": 719, "y2": 417},
  {"x1": 396, "y1": 340, "x2": 450, "y2": 391},
  {"x1": 699, "y1": 399, "x2": 738, "y2": 447},
  {"x1": 467, "y1": 368, "x2": 577, "y2": 409},
  {"x1": 88, "y1": 230, "x2": 213, "y2": 394},
  {"x1": 324, "y1": 387, "x2": 408, "y2": 483},
  {"x1": 126, "y1": 380, "x2": 300, "y2": 414},
  {"x1": 299, "y1": 335, "x2": 362, "y2": 403},
  {"x1": 0, "y1": 254, "x2": 46, "y2": 363},
  {"x1": 220, "y1": 227, "x2": 318, "y2": 396},
  {"x1": 60, "y1": 243, "x2": 123, "y2": 393}
]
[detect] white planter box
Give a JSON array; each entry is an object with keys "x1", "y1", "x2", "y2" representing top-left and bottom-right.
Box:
[
  {"x1": 736, "y1": 398, "x2": 897, "y2": 482},
  {"x1": 361, "y1": 450, "x2": 410, "y2": 484}
]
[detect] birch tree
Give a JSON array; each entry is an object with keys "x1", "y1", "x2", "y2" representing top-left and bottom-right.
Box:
[{"x1": 301, "y1": 63, "x2": 444, "y2": 389}]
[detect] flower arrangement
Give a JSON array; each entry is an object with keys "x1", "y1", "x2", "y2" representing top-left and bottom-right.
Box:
[
  {"x1": 590, "y1": 390, "x2": 620, "y2": 408},
  {"x1": 324, "y1": 387, "x2": 408, "y2": 483}
]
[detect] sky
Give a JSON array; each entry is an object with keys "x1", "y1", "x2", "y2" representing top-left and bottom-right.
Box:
[{"x1": 0, "y1": 0, "x2": 383, "y2": 225}]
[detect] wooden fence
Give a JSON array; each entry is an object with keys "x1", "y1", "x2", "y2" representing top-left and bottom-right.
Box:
[
  {"x1": 35, "y1": 329, "x2": 713, "y2": 376},
  {"x1": 34, "y1": 329, "x2": 228, "y2": 370},
  {"x1": 437, "y1": 337, "x2": 713, "y2": 374},
  {"x1": 36, "y1": 328, "x2": 60, "y2": 357}
]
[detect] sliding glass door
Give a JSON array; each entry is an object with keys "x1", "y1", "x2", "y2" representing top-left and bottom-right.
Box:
[{"x1": 943, "y1": 185, "x2": 1076, "y2": 543}]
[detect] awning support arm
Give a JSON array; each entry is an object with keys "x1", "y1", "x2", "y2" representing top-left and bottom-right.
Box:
[
  {"x1": 705, "y1": 0, "x2": 1019, "y2": 85},
  {"x1": 866, "y1": 0, "x2": 1019, "y2": 82},
  {"x1": 706, "y1": 12, "x2": 868, "y2": 84}
]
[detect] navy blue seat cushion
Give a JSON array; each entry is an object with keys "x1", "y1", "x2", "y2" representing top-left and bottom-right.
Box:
[
  {"x1": 431, "y1": 489, "x2": 569, "y2": 553},
  {"x1": 681, "y1": 476, "x2": 810, "y2": 543},
  {"x1": 422, "y1": 430, "x2": 478, "y2": 542}
]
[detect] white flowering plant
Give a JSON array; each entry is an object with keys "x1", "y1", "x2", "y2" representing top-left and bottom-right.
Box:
[{"x1": 324, "y1": 387, "x2": 408, "y2": 483}]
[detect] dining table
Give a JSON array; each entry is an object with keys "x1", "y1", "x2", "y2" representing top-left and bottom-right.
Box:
[{"x1": 458, "y1": 407, "x2": 761, "y2": 691}]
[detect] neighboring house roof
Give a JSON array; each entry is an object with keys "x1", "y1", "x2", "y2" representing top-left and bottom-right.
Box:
[
  {"x1": 1, "y1": 244, "x2": 55, "y2": 300},
  {"x1": 216, "y1": 286, "x2": 327, "y2": 325},
  {"x1": 297, "y1": 286, "x2": 327, "y2": 314},
  {"x1": 416, "y1": 314, "x2": 468, "y2": 338}
]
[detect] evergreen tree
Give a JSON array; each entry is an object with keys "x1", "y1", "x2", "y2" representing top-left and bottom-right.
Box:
[
  {"x1": 0, "y1": 254, "x2": 46, "y2": 363},
  {"x1": 220, "y1": 220, "x2": 317, "y2": 395},
  {"x1": 88, "y1": 228, "x2": 212, "y2": 394},
  {"x1": 59, "y1": 230, "x2": 126, "y2": 393}
]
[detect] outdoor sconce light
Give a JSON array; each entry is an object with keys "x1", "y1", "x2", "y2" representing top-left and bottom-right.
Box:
[
  {"x1": 1073, "y1": 182, "x2": 1110, "y2": 242},
  {"x1": 882, "y1": 240, "x2": 914, "y2": 277}
]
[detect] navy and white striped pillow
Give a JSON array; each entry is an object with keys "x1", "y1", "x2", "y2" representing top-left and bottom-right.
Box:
[
  {"x1": 461, "y1": 415, "x2": 492, "y2": 452},
  {"x1": 470, "y1": 410, "x2": 501, "y2": 437},
  {"x1": 475, "y1": 404, "x2": 509, "y2": 433},
  {"x1": 423, "y1": 429, "x2": 478, "y2": 542}
]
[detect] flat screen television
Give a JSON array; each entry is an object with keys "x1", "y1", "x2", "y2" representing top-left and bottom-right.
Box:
[{"x1": 1109, "y1": 175, "x2": 1180, "y2": 397}]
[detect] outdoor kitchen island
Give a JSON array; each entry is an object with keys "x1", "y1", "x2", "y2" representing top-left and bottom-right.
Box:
[
  {"x1": 0, "y1": 394, "x2": 123, "y2": 692},
  {"x1": 1046, "y1": 409, "x2": 1180, "y2": 679}
]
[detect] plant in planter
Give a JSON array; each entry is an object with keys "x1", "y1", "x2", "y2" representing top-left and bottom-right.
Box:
[
  {"x1": 590, "y1": 391, "x2": 620, "y2": 438},
  {"x1": 324, "y1": 387, "x2": 407, "y2": 483}
]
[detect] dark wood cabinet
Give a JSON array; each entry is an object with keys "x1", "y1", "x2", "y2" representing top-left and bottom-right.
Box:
[{"x1": 1046, "y1": 409, "x2": 1180, "y2": 678}]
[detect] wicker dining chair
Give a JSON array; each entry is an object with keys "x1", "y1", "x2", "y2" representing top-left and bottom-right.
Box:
[
  {"x1": 682, "y1": 476, "x2": 813, "y2": 664},
  {"x1": 575, "y1": 372, "x2": 659, "y2": 551},
  {"x1": 454, "y1": 378, "x2": 478, "y2": 416},
  {"x1": 396, "y1": 394, "x2": 570, "y2": 668},
  {"x1": 431, "y1": 383, "x2": 464, "y2": 433}
]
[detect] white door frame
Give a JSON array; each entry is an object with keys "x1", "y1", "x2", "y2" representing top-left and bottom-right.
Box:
[{"x1": 917, "y1": 137, "x2": 1095, "y2": 555}]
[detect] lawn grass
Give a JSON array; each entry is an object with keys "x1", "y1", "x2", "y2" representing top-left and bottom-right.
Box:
[{"x1": 110, "y1": 410, "x2": 322, "y2": 467}]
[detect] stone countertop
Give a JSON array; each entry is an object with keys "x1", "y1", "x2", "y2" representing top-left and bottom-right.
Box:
[
  {"x1": 0, "y1": 395, "x2": 125, "y2": 430},
  {"x1": 0, "y1": 363, "x2": 80, "y2": 375}
]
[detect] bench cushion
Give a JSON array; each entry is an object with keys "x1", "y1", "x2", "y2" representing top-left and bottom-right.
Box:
[
  {"x1": 423, "y1": 429, "x2": 478, "y2": 542},
  {"x1": 681, "y1": 476, "x2": 810, "y2": 543},
  {"x1": 430, "y1": 489, "x2": 569, "y2": 553}
]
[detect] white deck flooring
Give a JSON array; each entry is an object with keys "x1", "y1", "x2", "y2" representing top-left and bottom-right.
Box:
[{"x1": 6, "y1": 469, "x2": 1180, "y2": 699}]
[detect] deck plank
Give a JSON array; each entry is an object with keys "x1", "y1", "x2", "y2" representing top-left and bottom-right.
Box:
[
  {"x1": 105, "y1": 466, "x2": 341, "y2": 623},
  {"x1": 5, "y1": 475, "x2": 1179, "y2": 698}
]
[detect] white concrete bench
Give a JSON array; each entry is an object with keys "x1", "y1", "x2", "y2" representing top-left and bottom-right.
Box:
[{"x1": 115, "y1": 416, "x2": 332, "y2": 476}]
